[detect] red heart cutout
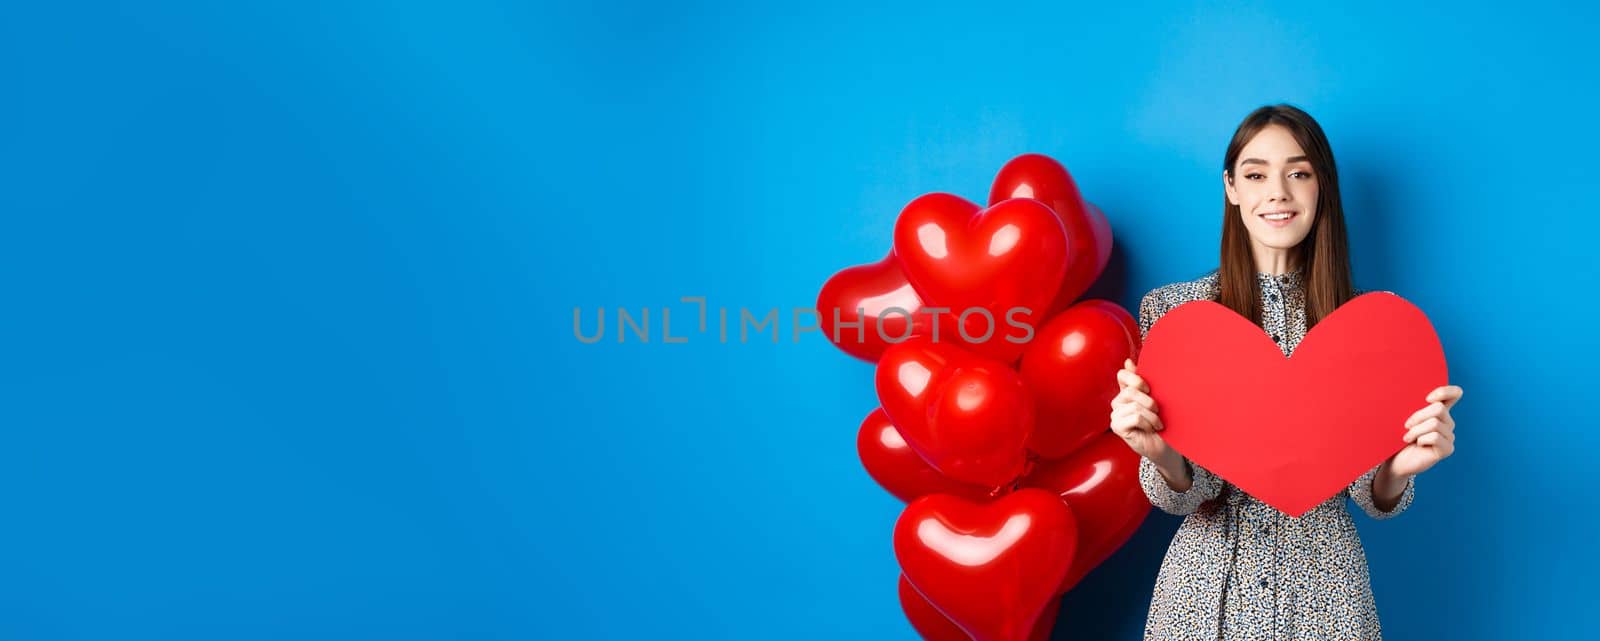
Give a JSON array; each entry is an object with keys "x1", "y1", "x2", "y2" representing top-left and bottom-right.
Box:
[
  {"x1": 1022, "y1": 431, "x2": 1149, "y2": 592},
  {"x1": 893, "y1": 193, "x2": 1069, "y2": 362},
  {"x1": 989, "y1": 154, "x2": 1113, "y2": 317},
  {"x1": 898, "y1": 574, "x2": 1060, "y2": 641},
  {"x1": 895, "y1": 488, "x2": 1077, "y2": 641},
  {"x1": 876, "y1": 340, "x2": 1035, "y2": 489},
  {"x1": 1018, "y1": 300, "x2": 1140, "y2": 459},
  {"x1": 856, "y1": 407, "x2": 992, "y2": 503},
  {"x1": 816, "y1": 252, "x2": 949, "y2": 363},
  {"x1": 1137, "y1": 292, "x2": 1448, "y2": 517}
]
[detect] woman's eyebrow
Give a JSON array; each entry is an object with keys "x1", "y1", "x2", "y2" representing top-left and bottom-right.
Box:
[{"x1": 1239, "y1": 155, "x2": 1310, "y2": 166}]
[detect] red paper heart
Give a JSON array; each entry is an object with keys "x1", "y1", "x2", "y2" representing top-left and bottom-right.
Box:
[
  {"x1": 816, "y1": 252, "x2": 948, "y2": 363},
  {"x1": 1137, "y1": 292, "x2": 1448, "y2": 517},
  {"x1": 898, "y1": 574, "x2": 1060, "y2": 641},
  {"x1": 1018, "y1": 300, "x2": 1140, "y2": 459},
  {"x1": 988, "y1": 154, "x2": 1113, "y2": 317},
  {"x1": 895, "y1": 489, "x2": 1077, "y2": 641},
  {"x1": 876, "y1": 340, "x2": 1035, "y2": 489},
  {"x1": 856, "y1": 407, "x2": 991, "y2": 503},
  {"x1": 893, "y1": 193, "x2": 1069, "y2": 362}
]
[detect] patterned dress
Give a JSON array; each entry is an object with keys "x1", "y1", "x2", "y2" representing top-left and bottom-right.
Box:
[{"x1": 1136, "y1": 267, "x2": 1416, "y2": 641}]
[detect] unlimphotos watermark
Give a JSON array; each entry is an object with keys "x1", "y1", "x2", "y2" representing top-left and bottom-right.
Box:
[{"x1": 573, "y1": 296, "x2": 1036, "y2": 345}]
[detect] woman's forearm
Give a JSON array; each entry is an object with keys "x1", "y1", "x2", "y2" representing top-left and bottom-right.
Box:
[
  {"x1": 1151, "y1": 447, "x2": 1193, "y2": 492},
  {"x1": 1371, "y1": 461, "x2": 1410, "y2": 513}
]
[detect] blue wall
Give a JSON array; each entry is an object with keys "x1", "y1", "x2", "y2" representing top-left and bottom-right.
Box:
[{"x1": 3, "y1": 1, "x2": 1593, "y2": 639}]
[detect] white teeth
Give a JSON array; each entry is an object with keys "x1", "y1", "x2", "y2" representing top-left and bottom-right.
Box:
[{"x1": 1263, "y1": 212, "x2": 1293, "y2": 221}]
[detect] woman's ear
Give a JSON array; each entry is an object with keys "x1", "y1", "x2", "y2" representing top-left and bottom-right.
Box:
[{"x1": 1223, "y1": 169, "x2": 1239, "y2": 206}]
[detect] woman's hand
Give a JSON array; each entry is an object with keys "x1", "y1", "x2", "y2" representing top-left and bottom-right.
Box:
[
  {"x1": 1385, "y1": 384, "x2": 1463, "y2": 478},
  {"x1": 1110, "y1": 358, "x2": 1171, "y2": 461}
]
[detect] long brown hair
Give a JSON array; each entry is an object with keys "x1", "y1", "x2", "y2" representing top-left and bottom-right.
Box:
[{"x1": 1218, "y1": 104, "x2": 1354, "y2": 330}]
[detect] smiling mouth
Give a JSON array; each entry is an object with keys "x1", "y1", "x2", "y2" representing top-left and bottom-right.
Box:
[{"x1": 1259, "y1": 211, "x2": 1297, "y2": 222}]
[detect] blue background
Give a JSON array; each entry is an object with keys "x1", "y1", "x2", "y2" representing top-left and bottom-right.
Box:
[{"x1": 4, "y1": 1, "x2": 1595, "y2": 639}]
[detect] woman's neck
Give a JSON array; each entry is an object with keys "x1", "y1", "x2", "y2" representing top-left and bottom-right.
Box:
[{"x1": 1252, "y1": 246, "x2": 1302, "y2": 276}]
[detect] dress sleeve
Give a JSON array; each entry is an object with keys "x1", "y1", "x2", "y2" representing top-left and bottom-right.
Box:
[
  {"x1": 1347, "y1": 462, "x2": 1415, "y2": 520},
  {"x1": 1134, "y1": 288, "x2": 1224, "y2": 515},
  {"x1": 1139, "y1": 455, "x2": 1224, "y2": 515},
  {"x1": 1136, "y1": 289, "x2": 1164, "y2": 344}
]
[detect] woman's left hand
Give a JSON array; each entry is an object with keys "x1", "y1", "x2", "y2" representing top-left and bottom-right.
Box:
[{"x1": 1386, "y1": 384, "x2": 1464, "y2": 477}]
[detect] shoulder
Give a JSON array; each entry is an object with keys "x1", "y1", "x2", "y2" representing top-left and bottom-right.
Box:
[
  {"x1": 1140, "y1": 268, "x2": 1220, "y2": 312},
  {"x1": 1137, "y1": 269, "x2": 1221, "y2": 338}
]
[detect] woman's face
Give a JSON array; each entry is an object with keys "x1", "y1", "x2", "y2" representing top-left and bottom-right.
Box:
[{"x1": 1224, "y1": 124, "x2": 1319, "y2": 255}]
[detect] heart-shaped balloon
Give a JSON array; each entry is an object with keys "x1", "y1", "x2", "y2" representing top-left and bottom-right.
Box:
[
  {"x1": 893, "y1": 193, "x2": 1069, "y2": 362},
  {"x1": 1022, "y1": 431, "x2": 1149, "y2": 592},
  {"x1": 1018, "y1": 300, "x2": 1139, "y2": 459},
  {"x1": 876, "y1": 340, "x2": 1035, "y2": 489},
  {"x1": 989, "y1": 154, "x2": 1112, "y2": 317},
  {"x1": 817, "y1": 251, "x2": 947, "y2": 362},
  {"x1": 898, "y1": 573, "x2": 978, "y2": 641},
  {"x1": 898, "y1": 574, "x2": 1060, "y2": 641},
  {"x1": 857, "y1": 407, "x2": 991, "y2": 503},
  {"x1": 1137, "y1": 292, "x2": 1448, "y2": 517},
  {"x1": 895, "y1": 488, "x2": 1077, "y2": 641}
]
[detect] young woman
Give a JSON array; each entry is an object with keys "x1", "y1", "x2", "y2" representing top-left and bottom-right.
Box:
[{"x1": 1107, "y1": 104, "x2": 1463, "y2": 640}]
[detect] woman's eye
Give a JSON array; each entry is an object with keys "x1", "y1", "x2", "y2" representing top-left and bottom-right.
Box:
[
  {"x1": 1245, "y1": 173, "x2": 1264, "y2": 180},
  {"x1": 1292, "y1": 171, "x2": 1312, "y2": 179}
]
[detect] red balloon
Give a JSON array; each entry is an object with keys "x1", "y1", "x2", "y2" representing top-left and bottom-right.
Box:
[
  {"x1": 1022, "y1": 431, "x2": 1150, "y2": 593},
  {"x1": 928, "y1": 364, "x2": 1035, "y2": 488},
  {"x1": 989, "y1": 154, "x2": 1113, "y2": 316},
  {"x1": 892, "y1": 193, "x2": 1068, "y2": 363},
  {"x1": 876, "y1": 340, "x2": 1035, "y2": 489},
  {"x1": 857, "y1": 407, "x2": 992, "y2": 503},
  {"x1": 898, "y1": 574, "x2": 1061, "y2": 641},
  {"x1": 1029, "y1": 594, "x2": 1061, "y2": 641},
  {"x1": 817, "y1": 251, "x2": 945, "y2": 362},
  {"x1": 1017, "y1": 300, "x2": 1140, "y2": 459},
  {"x1": 898, "y1": 574, "x2": 973, "y2": 641},
  {"x1": 876, "y1": 339, "x2": 966, "y2": 445},
  {"x1": 895, "y1": 489, "x2": 1077, "y2": 641}
]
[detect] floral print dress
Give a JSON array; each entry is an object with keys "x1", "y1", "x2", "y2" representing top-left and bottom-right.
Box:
[{"x1": 1135, "y1": 267, "x2": 1415, "y2": 641}]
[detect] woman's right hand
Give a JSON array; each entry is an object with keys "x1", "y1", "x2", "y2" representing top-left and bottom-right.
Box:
[{"x1": 1110, "y1": 358, "x2": 1171, "y2": 461}]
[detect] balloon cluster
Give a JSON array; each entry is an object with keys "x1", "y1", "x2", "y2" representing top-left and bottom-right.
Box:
[{"x1": 817, "y1": 154, "x2": 1150, "y2": 641}]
